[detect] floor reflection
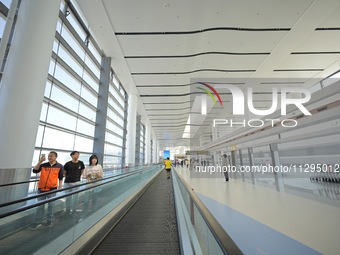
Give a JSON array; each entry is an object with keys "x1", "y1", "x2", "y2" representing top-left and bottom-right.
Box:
[{"x1": 236, "y1": 172, "x2": 340, "y2": 206}]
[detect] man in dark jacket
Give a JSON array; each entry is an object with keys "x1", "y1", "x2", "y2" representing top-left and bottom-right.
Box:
[{"x1": 63, "y1": 151, "x2": 85, "y2": 215}]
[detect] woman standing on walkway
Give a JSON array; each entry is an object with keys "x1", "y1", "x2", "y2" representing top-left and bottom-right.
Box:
[{"x1": 82, "y1": 155, "x2": 103, "y2": 217}]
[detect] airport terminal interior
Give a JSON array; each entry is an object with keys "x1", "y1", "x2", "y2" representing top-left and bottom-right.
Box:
[{"x1": 0, "y1": 0, "x2": 340, "y2": 254}]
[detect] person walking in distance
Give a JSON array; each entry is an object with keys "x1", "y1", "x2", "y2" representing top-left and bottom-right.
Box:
[
  {"x1": 63, "y1": 151, "x2": 85, "y2": 215},
  {"x1": 164, "y1": 157, "x2": 172, "y2": 179},
  {"x1": 31, "y1": 151, "x2": 63, "y2": 229},
  {"x1": 222, "y1": 154, "x2": 229, "y2": 182}
]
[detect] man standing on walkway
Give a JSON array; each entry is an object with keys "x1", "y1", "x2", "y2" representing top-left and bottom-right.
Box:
[
  {"x1": 164, "y1": 157, "x2": 172, "y2": 179},
  {"x1": 63, "y1": 151, "x2": 85, "y2": 215},
  {"x1": 222, "y1": 154, "x2": 229, "y2": 182},
  {"x1": 31, "y1": 151, "x2": 63, "y2": 229}
]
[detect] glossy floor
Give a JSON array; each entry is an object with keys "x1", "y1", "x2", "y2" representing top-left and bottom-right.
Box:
[{"x1": 175, "y1": 167, "x2": 340, "y2": 255}]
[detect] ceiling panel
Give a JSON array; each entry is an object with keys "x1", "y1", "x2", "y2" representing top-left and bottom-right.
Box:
[
  {"x1": 277, "y1": 55, "x2": 340, "y2": 69},
  {"x1": 293, "y1": 31, "x2": 340, "y2": 52},
  {"x1": 102, "y1": 0, "x2": 313, "y2": 31},
  {"x1": 117, "y1": 32, "x2": 288, "y2": 55},
  {"x1": 316, "y1": 6, "x2": 340, "y2": 27},
  {"x1": 75, "y1": 0, "x2": 340, "y2": 149},
  {"x1": 126, "y1": 55, "x2": 267, "y2": 73}
]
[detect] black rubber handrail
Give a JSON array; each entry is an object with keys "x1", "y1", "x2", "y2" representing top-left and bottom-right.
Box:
[
  {"x1": 0, "y1": 179, "x2": 38, "y2": 188},
  {"x1": 0, "y1": 165, "x2": 146, "y2": 188},
  {"x1": 0, "y1": 166, "x2": 162, "y2": 217},
  {"x1": 173, "y1": 170, "x2": 244, "y2": 255}
]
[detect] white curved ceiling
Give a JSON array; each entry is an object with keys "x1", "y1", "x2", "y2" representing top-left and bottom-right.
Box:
[{"x1": 74, "y1": 0, "x2": 340, "y2": 149}]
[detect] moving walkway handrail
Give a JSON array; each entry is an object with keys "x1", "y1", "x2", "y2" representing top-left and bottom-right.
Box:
[
  {"x1": 0, "y1": 166, "x2": 161, "y2": 218},
  {"x1": 0, "y1": 165, "x2": 147, "y2": 188},
  {"x1": 174, "y1": 170, "x2": 243, "y2": 255},
  {"x1": 0, "y1": 165, "x2": 157, "y2": 208},
  {"x1": 0, "y1": 179, "x2": 38, "y2": 188}
]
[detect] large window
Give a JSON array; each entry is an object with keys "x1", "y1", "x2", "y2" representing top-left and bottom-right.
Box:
[
  {"x1": 32, "y1": 1, "x2": 128, "y2": 169},
  {"x1": 0, "y1": 0, "x2": 12, "y2": 36},
  {"x1": 139, "y1": 122, "x2": 146, "y2": 165},
  {"x1": 103, "y1": 71, "x2": 127, "y2": 168},
  {"x1": 0, "y1": 0, "x2": 14, "y2": 75},
  {"x1": 135, "y1": 115, "x2": 146, "y2": 165}
]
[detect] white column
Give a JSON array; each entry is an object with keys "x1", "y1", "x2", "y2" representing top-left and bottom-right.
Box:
[
  {"x1": 0, "y1": 0, "x2": 60, "y2": 203},
  {"x1": 212, "y1": 126, "x2": 218, "y2": 141},
  {"x1": 270, "y1": 143, "x2": 281, "y2": 167},
  {"x1": 156, "y1": 141, "x2": 160, "y2": 163},
  {"x1": 212, "y1": 126, "x2": 218, "y2": 165},
  {"x1": 0, "y1": 0, "x2": 61, "y2": 168},
  {"x1": 153, "y1": 135, "x2": 157, "y2": 163},
  {"x1": 145, "y1": 124, "x2": 151, "y2": 164},
  {"x1": 126, "y1": 94, "x2": 137, "y2": 166}
]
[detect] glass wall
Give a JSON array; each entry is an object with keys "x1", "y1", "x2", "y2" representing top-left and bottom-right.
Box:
[
  {"x1": 32, "y1": 1, "x2": 127, "y2": 170},
  {"x1": 0, "y1": 0, "x2": 14, "y2": 74},
  {"x1": 103, "y1": 71, "x2": 127, "y2": 168},
  {"x1": 139, "y1": 122, "x2": 146, "y2": 165},
  {"x1": 150, "y1": 139, "x2": 153, "y2": 163},
  {"x1": 135, "y1": 115, "x2": 146, "y2": 165},
  {"x1": 0, "y1": 1, "x2": 7, "y2": 39}
]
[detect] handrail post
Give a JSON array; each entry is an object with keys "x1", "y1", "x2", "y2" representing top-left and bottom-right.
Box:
[{"x1": 190, "y1": 196, "x2": 195, "y2": 225}]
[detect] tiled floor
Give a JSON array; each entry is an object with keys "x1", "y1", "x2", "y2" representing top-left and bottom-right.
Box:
[{"x1": 175, "y1": 166, "x2": 340, "y2": 255}]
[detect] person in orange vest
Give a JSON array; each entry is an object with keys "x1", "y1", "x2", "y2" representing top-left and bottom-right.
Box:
[
  {"x1": 31, "y1": 151, "x2": 64, "y2": 229},
  {"x1": 164, "y1": 157, "x2": 172, "y2": 179}
]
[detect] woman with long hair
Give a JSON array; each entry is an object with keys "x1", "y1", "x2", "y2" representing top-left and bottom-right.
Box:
[{"x1": 82, "y1": 154, "x2": 103, "y2": 218}]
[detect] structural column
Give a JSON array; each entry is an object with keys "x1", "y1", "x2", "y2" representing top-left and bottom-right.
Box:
[
  {"x1": 270, "y1": 143, "x2": 284, "y2": 191},
  {"x1": 135, "y1": 114, "x2": 142, "y2": 165},
  {"x1": 0, "y1": 0, "x2": 61, "y2": 202},
  {"x1": 145, "y1": 123, "x2": 151, "y2": 165},
  {"x1": 212, "y1": 126, "x2": 218, "y2": 165},
  {"x1": 248, "y1": 147, "x2": 255, "y2": 184},
  {"x1": 231, "y1": 150, "x2": 238, "y2": 168},
  {"x1": 156, "y1": 141, "x2": 160, "y2": 163},
  {"x1": 126, "y1": 94, "x2": 137, "y2": 166},
  {"x1": 270, "y1": 143, "x2": 281, "y2": 167},
  {"x1": 152, "y1": 135, "x2": 158, "y2": 163},
  {"x1": 93, "y1": 57, "x2": 111, "y2": 165},
  {"x1": 231, "y1": 146, "x2": 238, "y2": 178},
  {"x1": 248, "y1": 147, "x2": 254, "y2": 167}
]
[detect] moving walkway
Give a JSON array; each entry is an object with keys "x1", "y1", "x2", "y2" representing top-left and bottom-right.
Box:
[{"x1": 0, "y1": 165, "x2": 242, "y2": 255}]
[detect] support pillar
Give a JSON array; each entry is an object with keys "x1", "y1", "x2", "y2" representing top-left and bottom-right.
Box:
[
  {"x1": 270, "y1": 143, "x2": 281, "y2": 167},
  {"x1": 270, "y1": 143, "x2": 284, "y2": 191},
  {"x1": 239, "y1": 149, "x2": 244, "y2": 166},
  {"x1": 153, "y1": 135, "x2": 158, "y2": 163},
  {"x1": 145, "y1": 124, "x2": 151, "y2": 165},
  {"x1": 126, "y1": 94, "x2": 137, "y2": 166},
  {"x1": 0, "y1": 0, "x2": 61, "y2": 203},
  {"x1": 248, "y1": 147, "x2": 255, "y2": 183},
  {"x1": 231, "y1": 147, "x2": 238, "y2": 179},
  {"x1": 212, "y1": 126, "x2": 218, "y2": 165},
  {"x1": 93, "y1": 57, "x2": 110, "y2": 166}
]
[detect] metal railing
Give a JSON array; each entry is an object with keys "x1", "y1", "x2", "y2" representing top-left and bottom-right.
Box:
[
  {"x1": 0, "y1": 164, "x2": 162, "y2": 255},
  {"x1": 172, "y1": 168, "x2": 243, "y2": 255}
]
